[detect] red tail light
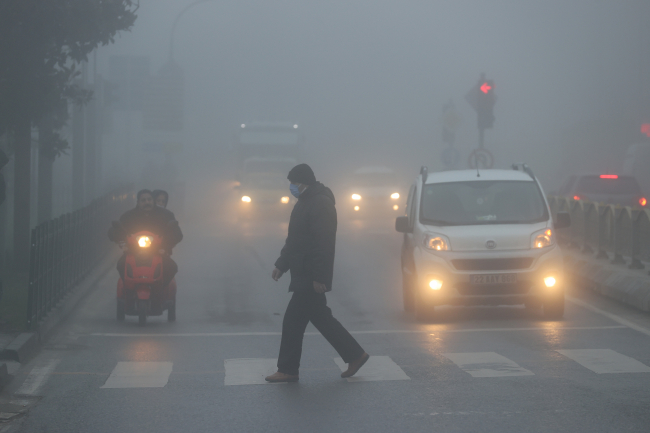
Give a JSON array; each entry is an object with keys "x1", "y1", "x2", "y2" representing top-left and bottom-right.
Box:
[
  {"x1": 640, "y1": 197, "x2": 647, "y2": 207},
  {"x1": 573, "y1": 195, "x2": 580, "y2": 201},
  {"x1": 600, "y1": 174, "x2": 618, "y2": 179}
]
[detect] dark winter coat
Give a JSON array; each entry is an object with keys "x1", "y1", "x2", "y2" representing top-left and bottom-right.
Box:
[
  {"x1": 108, "y1": 206, "x2": 183, "y2": 252},
  {"x1": 274, "y1": 181, "x2": 337, "y2": 292}
]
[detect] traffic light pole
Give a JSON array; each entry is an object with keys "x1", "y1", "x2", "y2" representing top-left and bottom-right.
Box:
[{"x1": 478, "y1": 127, "x2": 485, "y2": 149}]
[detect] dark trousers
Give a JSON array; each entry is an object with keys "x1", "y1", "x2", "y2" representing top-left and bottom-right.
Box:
[
  {"x1": 117, "y1": 254, "x2": 178, "y2": 288},
  {"x1": 277, "y1": 289, "x2": 365, "y2": 376}
]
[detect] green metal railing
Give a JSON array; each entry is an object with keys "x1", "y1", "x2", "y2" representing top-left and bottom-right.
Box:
[
  {"x1": 26, "y1": 186, "x2": 134, "y2": 329},
  {"x1": 548, "y1": 196, "x2": 650, "y2": 270}
]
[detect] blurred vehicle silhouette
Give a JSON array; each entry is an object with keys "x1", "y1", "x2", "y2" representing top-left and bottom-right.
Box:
[
  {"x1": 556, "y1": 174, "x2": 647, "y2": 208},
  {"x1": 345, "y1": 166, "x2": 402, "y2": 217}
]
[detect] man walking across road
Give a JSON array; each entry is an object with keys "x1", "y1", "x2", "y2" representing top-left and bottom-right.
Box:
[{"x1": 265, "y1": 164, "x2": 369, "y2": 383}]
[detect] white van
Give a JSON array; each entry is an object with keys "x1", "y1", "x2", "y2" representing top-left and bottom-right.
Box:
[{"x1": 395, "y1": 165, "x2": 571, "y2": 321}]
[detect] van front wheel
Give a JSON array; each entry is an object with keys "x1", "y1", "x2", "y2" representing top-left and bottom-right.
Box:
[
  {"x1": 543, "y1": 294, "x2": 564, "y2": 319},
  {"x1": 402, "y1": 272, "x2": 415, "y2": 312},
  {"x1": 414, "y1": 292, "x2": 435, "y2": 322}
]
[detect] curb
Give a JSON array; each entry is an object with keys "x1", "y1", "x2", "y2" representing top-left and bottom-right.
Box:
[
  {"x1": 564, "y1": 250, "x2": 650, "y2": 312},
  {"x1": 0, "y1": 251, "x2": 119, "y2": 365}
]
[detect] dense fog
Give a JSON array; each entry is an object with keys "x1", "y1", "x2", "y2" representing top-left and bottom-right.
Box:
[{"x1": 81, "y1": 0, "x2": 650, "y2": 211}]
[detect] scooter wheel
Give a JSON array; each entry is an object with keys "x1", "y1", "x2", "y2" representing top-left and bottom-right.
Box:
[
  {"x1": 167, "y1": 303, "x2": 176, "y2": 322},
  {"x1": 116, "y1": 300, "x2": 125, "y2": 322},
  {"x1": 137, "y1": 300, "x2": 147, "y2": 326}
]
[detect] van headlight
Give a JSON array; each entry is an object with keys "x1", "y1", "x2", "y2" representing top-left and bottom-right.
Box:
[
  {"x1": 532, "y1": 229, "x2": 554, "y2": 249},
  {"x1": 351, "y1": 194, "x2": 361, "y2": 200},
  {"x1": 424, "y1": 234, "x2": 450, "y2": 251}
]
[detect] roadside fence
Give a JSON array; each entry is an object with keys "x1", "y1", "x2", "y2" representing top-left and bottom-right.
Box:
[
  {"x1": 26, "y1": 185, "x2": 134, "y2": 329},
  {"x1": 548, "y1": 196, "x2": 650, "y2": 271}
]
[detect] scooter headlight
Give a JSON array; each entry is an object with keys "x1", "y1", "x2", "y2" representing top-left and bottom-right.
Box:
[{"x1": 138, "y1": 236, "x2": 152, "y2": 248}]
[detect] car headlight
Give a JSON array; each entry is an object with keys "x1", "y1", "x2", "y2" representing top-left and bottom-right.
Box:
[
  {"x1": 281, "y1": 196, "x2": 290, "y2": 204},
  {"x1": 532, "y1": 229, "x2": 554, "y2": 248},
  {"x1": 391, "y1": 192, "x2": 400, "y2": 199},
  {"x1": 241, "y1": 196, "x2": 251, "y2": 203},
  {"x1": 138, "y1": 236, "x2": 152, "y2": 248},
  {"x1": 544, "y1": 276, "x2": 557, "y2": 288},
  {"x1": 351, "y1": 194, "x2": 361, "y2": 200},
  {"x1": 424, "y1": 233, "x2": 450, "y2": 251}
]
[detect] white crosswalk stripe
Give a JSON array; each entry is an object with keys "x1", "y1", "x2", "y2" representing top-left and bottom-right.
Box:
[
  {"x1": 443, "y1": 352, "x2": 534, "y2": 378},
  {"x1": 224, "y1": 358, "x2": 280, "y2": 386},
  {"x1": 334, "y1": 356, "x2": 410, "y2": 382},
  {"x1": 15, "y1": 359, "x2": 60, "y2": 396},
  {"x1": 557, "y1": 349, "x2": 650, "y2": 374},
  {"x1": 101, "y1": 362, "x2": 173, "y2": 388}
]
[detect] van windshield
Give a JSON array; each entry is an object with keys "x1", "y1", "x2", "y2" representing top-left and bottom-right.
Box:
[{"x1": 420, "y1": 180, "x2": 548, "y2": 226}]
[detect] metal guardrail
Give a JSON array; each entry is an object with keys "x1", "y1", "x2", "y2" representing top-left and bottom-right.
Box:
[
  {"x1": 26, "y1": 186, "x2": 134, "y2": 329},
  {"x1": 548, "y1": 196, "x2": 650, "y2": 271}
]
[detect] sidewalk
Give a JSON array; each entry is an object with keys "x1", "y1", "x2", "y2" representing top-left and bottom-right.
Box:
[
  {"x1": 564, "y1": 248, "x2": 650, "y2": 312},
  {"x1": 0, "y1": 252, "x2": 119, "y2": 390}
]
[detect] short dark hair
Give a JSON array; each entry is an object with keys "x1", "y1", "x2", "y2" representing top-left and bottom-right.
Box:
[
  {"x1": 152, "y1": 189, "x2": 169, "y2": 205},
  {"x1": 137, "y1": 189, "x2": 153, "y2": 201}
]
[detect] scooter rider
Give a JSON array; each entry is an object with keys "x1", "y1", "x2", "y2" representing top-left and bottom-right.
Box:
[{"x1": 108, "y1": 189, "x2": 183, "y2": 288}]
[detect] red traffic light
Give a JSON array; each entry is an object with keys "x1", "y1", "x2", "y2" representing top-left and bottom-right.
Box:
[
  {"x1": 642, "y1": 123, "x2": 650, "y2": 137},
  {"x1": 480, "y1": 82, "x2": 492, "y2": 94}
]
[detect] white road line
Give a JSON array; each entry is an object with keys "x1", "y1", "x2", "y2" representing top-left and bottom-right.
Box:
[
  {"x1": 443, "y1": 352, "x2": 535, "y2": 378},
  {"x1": 101, "y1": 362, "x2": 173, "y2": 388},
  {"x1": 88, "y1": 325, "x2": 625, "y2": 338},
  {"x1": 224, "y1": 358, "x2": 281, "y2": 386},
  {"x1": 334, "y1": 356, "x2": 410, "y2": 382},
  {"x1": 566, "y1": 296, "x2": 650, "y2": 338},
  {"x1": 15, "y1": 359, "x2": 60, "y2": 396},
  {"x1": 556, "y1": 349, "x2": 650, "y2": 374}
]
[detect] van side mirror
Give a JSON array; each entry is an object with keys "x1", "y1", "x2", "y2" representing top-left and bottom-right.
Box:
[
  {"x1": 395, "y1": 216, "x2": 411, "y2": 233},
  {"x1": 554, "y1": 212, "x2": 571, "y2": 229}
]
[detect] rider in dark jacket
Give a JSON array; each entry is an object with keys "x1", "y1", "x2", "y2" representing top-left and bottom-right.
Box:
[{"x1": 109, "y1": 189, "x2": 183, "y2": 286}]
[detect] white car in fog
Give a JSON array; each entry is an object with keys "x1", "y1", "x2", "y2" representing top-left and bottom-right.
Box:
[
  {"x1": 395, "y1": 165, "x2": 571, "y2": 321},
  {"x1": 347, "y1": 166, "x2": 402, "y2": 215}
]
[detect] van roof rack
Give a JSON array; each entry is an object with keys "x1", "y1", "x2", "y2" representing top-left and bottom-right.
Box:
[
  {"x1": 420, "y1": 166, "x2": 428, "y2": 184},
  {"x1": 511, "y1": 163, "x2": 535, "y2": 180}
]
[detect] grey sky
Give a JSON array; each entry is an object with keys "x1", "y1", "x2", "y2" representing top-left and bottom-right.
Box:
[{"x1": 101, "y1": 0, "x2": 649, "y2": 187}]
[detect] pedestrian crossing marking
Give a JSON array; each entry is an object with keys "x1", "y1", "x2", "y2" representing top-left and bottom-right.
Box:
[
  {"x1": 224, "y1": 358, "x2": 280, "y2": 386},
  {"x1": 443, "y1": 352, "x2": 534, "y2": 378},
  {"x1": 15, "y1": 359, "x2": 60, "y2": 396},
  {"x1": 556, "y1": 349, "x2": 650, "y2": 374},
  {"x1": 334, "y1": 356, "x2": 410, "y2": 382},
  {"x1": 101, "y1": 362, "x2": 173, "y2": 388}
]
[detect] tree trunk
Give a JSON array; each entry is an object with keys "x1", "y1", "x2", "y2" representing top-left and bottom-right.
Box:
[
  {"x1": 38, "y1": 122, "x2": 54, "y2": 224},
  {"x1": 13, "y1": 117, "x2": 31, "y2": 271},
  {"x1": 72, "y1": 100, "x2": 85, "y2": 209}
]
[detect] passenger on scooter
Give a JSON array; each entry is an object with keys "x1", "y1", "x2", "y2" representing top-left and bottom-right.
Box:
[
  {"x1": 108, "y1": 189, "x2": 183, "y2": 288},
  {"x1": 152, "y1": 189, "x2": 181, "y2": 255},
  {"x1": 153, "y1": 189, "x2": 169, "y2": 209}
]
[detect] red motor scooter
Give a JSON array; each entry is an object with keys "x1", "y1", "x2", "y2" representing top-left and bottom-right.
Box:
[{"x1": 116, "y1": 230, "x2": 177, "y2": 326}]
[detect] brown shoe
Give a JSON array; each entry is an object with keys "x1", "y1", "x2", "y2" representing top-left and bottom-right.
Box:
[
  {"x1": 341, "y1": 352, "x2": 370, "y2": 378},
  {"x1": 265, "y1": 371, "x2": 299, "y2": 383}
]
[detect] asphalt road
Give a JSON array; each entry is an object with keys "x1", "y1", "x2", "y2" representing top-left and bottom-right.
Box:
[{"x1": 3, "y1": 182, "x2": 650, "y2": 433}]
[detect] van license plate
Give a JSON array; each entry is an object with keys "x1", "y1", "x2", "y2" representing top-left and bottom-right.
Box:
[{"x1": 470, "y1": 274, "x2": 517, "y2": 284}]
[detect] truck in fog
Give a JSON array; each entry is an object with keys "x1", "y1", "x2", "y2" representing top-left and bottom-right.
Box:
[{"x1": 234, "y1": 122, "x2": 303, "y2": 218}]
